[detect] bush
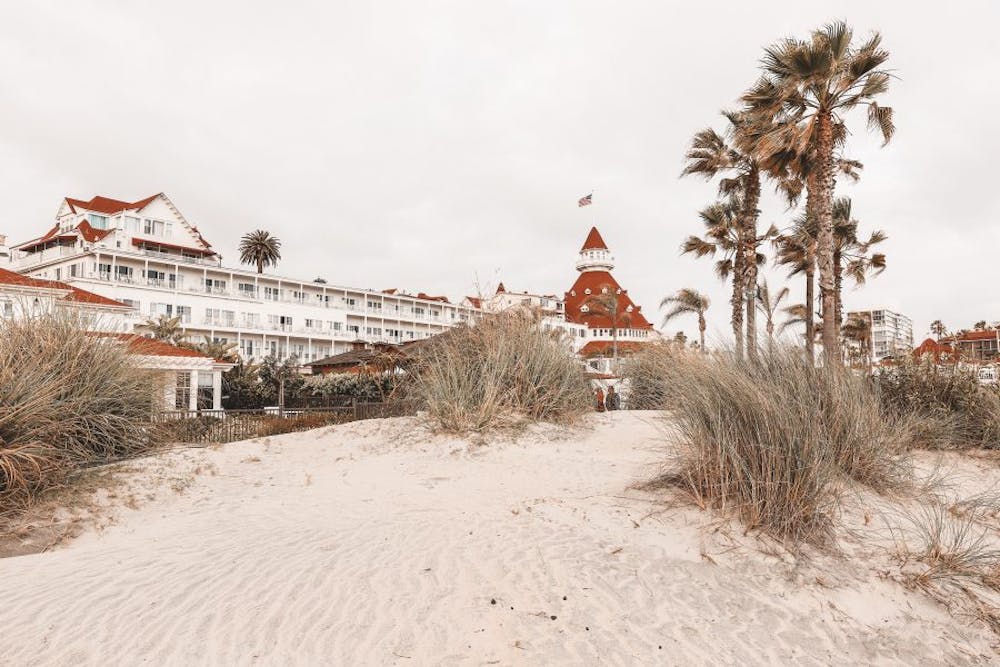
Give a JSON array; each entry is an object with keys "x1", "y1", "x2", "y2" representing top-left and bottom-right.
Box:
[
  {"x1": 875, "y1": 359, "x2": 1000, "y2": 449},
  {"x1": 404, "y1": 311, "x2": 592, "y2": 432},
  {"x1": 0, "y1": 314, "x2": 158, "y2": 511},
  {"x1": 256, "y1": 411, "x2": 353, "y2": 436},
  {"x1": 661, "y1": 350, "x2": 910, "y2": 545},
  {"x1": 304, "y1": 372, "x2": 397, "y2": 402},
  {"x1": 625, "y1": 342, "x2": 680, "y2": 409}
]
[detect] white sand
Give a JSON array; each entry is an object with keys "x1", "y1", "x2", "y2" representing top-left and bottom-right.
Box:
[{"x1": 3, "y1": 412, "x2": 998, "y2": 665}]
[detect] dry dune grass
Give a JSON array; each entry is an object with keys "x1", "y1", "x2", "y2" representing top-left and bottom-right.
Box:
[
  {"x1": 659, "y1": 350, "x2": 912, "y2": 546},
  {"x1": 0, "y1": 314, "x2": 158, "y2": 515},
  {"x1": 405, "y1": 311, "x2": 592, "y2": 432}
]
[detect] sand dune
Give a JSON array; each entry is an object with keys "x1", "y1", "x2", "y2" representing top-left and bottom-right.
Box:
[{"x1": 2, "y1": 412, "x2": 997, "y2": 665}]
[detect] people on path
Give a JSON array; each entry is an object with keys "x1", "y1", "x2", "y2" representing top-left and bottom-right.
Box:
[
  {"x1": 595, "y1": 387, "x2": 606, "y2": 412},
  {"x1": 605, "y1": 385, "x2": 619, "y2": 411}
]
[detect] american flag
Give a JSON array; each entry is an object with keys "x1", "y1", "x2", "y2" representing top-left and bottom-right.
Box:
[{"x1": 578, "y1": 193, "x2": 592, "y2": 207}]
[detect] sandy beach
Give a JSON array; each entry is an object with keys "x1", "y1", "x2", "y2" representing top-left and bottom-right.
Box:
[{"x1": 3, "y1": 411, "x2": 998, "y2": 665}]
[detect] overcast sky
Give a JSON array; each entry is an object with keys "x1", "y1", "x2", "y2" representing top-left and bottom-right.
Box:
[{"x1": 2, "y1": 1, "x2": 998, "y2": 343}]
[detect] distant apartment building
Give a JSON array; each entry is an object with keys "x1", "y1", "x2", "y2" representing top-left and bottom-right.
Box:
[
  {"x1": 846, "y1": 308, "x2": 914, "y2": 362},
  {"x1": 8, "y1": 193, "x2": 479, "y2": 363}
]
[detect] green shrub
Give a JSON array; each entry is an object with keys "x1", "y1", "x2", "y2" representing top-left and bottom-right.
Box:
[
  {"x1": 304, "y1": 372, "x2": 397, "y2": 402},
  {"x1": 875, "y1": 359, "x2": 1000, "y2": 449},
  {"x1": 405, "y1": 311, "x2": 592, "y2": 432}
]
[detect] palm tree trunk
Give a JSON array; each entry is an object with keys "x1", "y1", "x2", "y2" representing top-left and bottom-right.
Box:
[
  {"x1": 743, "y1": 165, "x2": 761, "y2": 362},
  {"x1": 698, "y1": 314, "x2": 706, "y2": 353},
  {"x1": 257, "y1": 257, "x2": 264, "y2": 274},
  {"x1": 815, "y1": 111, "x2": 840, "y2": 365},
  {"x1": 834, "y1": 246, "x2": 844, "y2": 338},
  {"x1": 805, "y1": 259, "x2": 815, "y2": 363},
  {"x1": 766, "y1": 321, "x2": 774, "y2": 357},
  {"x1": 732, "y1": 246, "x2": 745, "y2": 360}
]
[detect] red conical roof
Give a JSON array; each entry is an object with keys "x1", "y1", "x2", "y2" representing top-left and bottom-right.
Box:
[{"x1": 580, "y1": 227, "x2": 608, "y2": 252}]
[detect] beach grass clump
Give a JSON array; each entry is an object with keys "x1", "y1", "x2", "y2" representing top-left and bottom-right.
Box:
[
  {"x1": 875, "y1": 359, "x2": 1000, "y2": 449},
  {"x1": 405, "y1": 311, "x2": 592, "y2": 432},
  {"x1": 0, "y1": 313, "x2": 158, "y2": 513},
  {"x1": 663, "y1": 350, "x2": 910, "y2": 545},
  {"x1": 624, "y1": 342, "x2": 679, "y2": 410}
]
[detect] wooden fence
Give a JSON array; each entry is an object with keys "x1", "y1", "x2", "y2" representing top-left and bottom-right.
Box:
[{"x1": 152, "y1": 401, "x2": 418, "y2": 444}]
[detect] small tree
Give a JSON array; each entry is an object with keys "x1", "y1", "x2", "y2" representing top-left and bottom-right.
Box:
[{"x1": 661, "y1": 288, "x2": 710, "y2": 353}]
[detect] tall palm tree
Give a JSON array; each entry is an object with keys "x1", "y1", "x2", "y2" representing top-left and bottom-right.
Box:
[
  {"x1": 744, "y1": 22, "x2": 894, "y2": 364},
  {"x1": 682, "y1": 112, "x2": 773, "y2": 360},
  {"x1": 755, "y1": 281, "x2": 790, "y2": 356},
  {"x1": 930, "y1": 319, "x2": 946, "y2": 340},
  {"x1": 141, "y1": 314, "x2": 186, "y2": 345},
  {"x1": 239, "y1": 230, "x2": 282, "y2": 274},
  {"x1": 773, "y1": 214, "x2": 816, "y2": 361},
  {"x1": 831, "y1": 198, "x2": 887, "y2": 328},
  {"x1": 661, "y1": 288, "x2": 710, "y2": 353},
  {"x1": 581, "y1": 284, "x2": 632, "y2": 375},
  {"x1": 683, "y1": 198, "x2": 745, "y2": 359}
]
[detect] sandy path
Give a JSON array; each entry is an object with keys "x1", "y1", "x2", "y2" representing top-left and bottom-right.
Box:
[{"x1": 2, "y1": 412, "x2": 996, "y2": 665}]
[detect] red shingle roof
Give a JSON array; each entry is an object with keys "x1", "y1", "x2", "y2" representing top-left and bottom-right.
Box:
[
  {"x1": 563, "y1": 270, "x2": 652, "y2": 329},
  {"x1": 0, "y1": 268, "x2": 128, "y2": 308},
  {"x1": 580, "y1": 227, "x2": 608, "y2": 251},
  {"x1": 65, "y1": 194, "x2": 160, "y2": 215},
  {"x1": 103, "y1": 333, "x2": 210, "y2": 359},
  {"x1": 464, "y1": 296, "x2": 483, "y2": 309},
  {"x1": 943, "y1": 330, "x2": 1000, "y2": 342}
]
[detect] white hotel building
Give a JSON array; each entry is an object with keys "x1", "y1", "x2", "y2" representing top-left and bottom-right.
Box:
[{"x1": 8, "y1": 193, "x2": 479, "y2": 363}]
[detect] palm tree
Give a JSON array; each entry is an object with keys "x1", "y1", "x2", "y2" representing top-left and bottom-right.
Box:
[
  {"x1": 682, "y1": 112, "x2": 776, "y2": 360},
  {"x1": 842, "y1": 313, "x2": 873, "y2": 370},
  {"x1": 683, "y1": 198, "x2": 746, "y2": 359},
  {"x1": 195, "y1": 336, "x2": 239, "y2": 363},
  {"x1": 661, "y1": 288, "x2": 710, "y2": 353},
  {"x1": 832, "y1": 198, "x2": 887, "y2": 328},
  {"x1": 581, "y1": 284, "x2": 632, "y2": 375},
  {"x1": 744, "y1": 22, "x2": 894, "y2": 363},
  {"x1": 773, "y1": 214, "x2": 816, "y2": 361},
  {"x1": 239, "y1": 230, "x2": 282, "y2": 274},
  {"x1": 141, "y1": 314, "x2": 186, "y2": 345},
  {"x1": 975, "y1": 320, "x2": 988, "y2": 331},
  {"x1": 755, "y1": 281, "x2": 790, "y2": 356},
  {"x1": 930, "y1": 319, "x2": 947, "y2": 340}
]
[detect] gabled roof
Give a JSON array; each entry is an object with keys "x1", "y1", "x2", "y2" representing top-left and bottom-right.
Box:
[
  {"x1": 563, "y1": 270, "x2": 652, "y2": 329},
  {"x1": 579, "y1": 340, "x2": 647, "y2": 357},
  {"x1": 464, "y1": 296, "x2": 483, "y2": 309},
  {"x1": 65, "y1": 194, "x2": 160, "y2": 216},
  {"x1": 101, "y1": 333, "x2": 211, "y2": 359},
  {"x1": 18, "y1": 220, "x2": 115, "y2": 252},
  {"x1": 0, "y1": 268, "x2": 129, "y2": 309},
  {"x1": 496, "y1": 282, "x2": 507, "y2": 294},
  {"x1": 580, "y1": 227, "x2": 608, "y2": 252}
]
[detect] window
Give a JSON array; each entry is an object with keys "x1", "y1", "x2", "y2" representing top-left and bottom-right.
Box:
[
  {"x1": 241, "y1": 312, "x2": 261, "y2": 328},
  {"x1": 367, "y1": 300, "x2": 381, "y2": 310},
  {"x1": 177, "y1": 305, "x2": 192, "y2": 323},
  {"x1": 1, "y1": 301, "x2": 12, "y2": 318},
  {"x1": 87, "y1": 214, "x2": 108, "y2": 229},
  {"x1": 69, "y1": 263, "x2": 79, "y2": 278},
  {"x1": 144, "y1": 219, "x2": 155, "y2": 235},
  {"x1": 343, "y1": 297, "x2": 356, "y2": 307},
  {"x1": 348, "y1": 324, "x2": 359, "y2": 334},
  {"x1": 125, "y1": 216, "x2": 140, "y2": 233},
  {"x1": 264, "y1": 286, "x2": 280, "y2": 301},
  {"x1": 331, "y1": 321, "x2": 343, "y2": 331},
  {"x1": 175, "y1": 372, "x2": 192, "y2": 410},
  {"x1": 121, "y1": 298, "x2": 140, "y2": 310},
  {"x1": 305, "y1": 318, "x2": 316, "y2": 329},
  {"x1": 414, "y1": 307, "x2": 425, "y2": 317},
  {"x1": 292, "y1": 290, "x2": 306, "y2": 303},
  {"x1": 145, "y1": 269, "x2": 167, "y2": 287},
  {"x1": 115, "y1": 265, "x2": 134, "y2": 282},
  {"x1": 204, "y1": 278, "x2": 227, "y2": 294},
  {"x1": 238, "y1": 282, "x2": 257, "y2": 298}
]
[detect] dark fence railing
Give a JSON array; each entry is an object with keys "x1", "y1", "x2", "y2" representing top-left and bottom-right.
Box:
[{"x1": 152, "y1": 401, "x2": 418, "y2": 444}]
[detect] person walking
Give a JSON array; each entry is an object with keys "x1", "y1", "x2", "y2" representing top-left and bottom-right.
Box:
[
  {"x1": 605, "y1": 385, "x2": 618, "y2": 411},
  {"x1": 595, "y1": 386, "x2": 606, "y2": 412}
]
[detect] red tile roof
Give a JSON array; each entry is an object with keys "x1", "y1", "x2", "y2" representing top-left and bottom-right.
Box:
[
  {"x1": 65, "y1": 194, "x2": 160, "y2": 215},
  {"x1": 416, "y1": 292, "x2": 450, "y2": 303},
  {"x1": 19, "y1": 220, "x2": 114, "y2": 251},
  {"x1": 943, "y1": 330, "x2": 1000, "y2": 342},
  {"x1": 464, "y1": 296, "x2": 483, "y2": 309},
  {"x1": 0, "y1": 268, "x2": 129, "y2": 308},
  {"x1": 496, "y1": 282, "x2": 507, "y2": 294},
  {"x1": 563, "y1": 270, "x2": 652, "y2": 329},
  {"x1": 131, "y1": 237, "x2": 217, "y2": 256},
  {"x1": 579, "y1": 340, "x2": 647, "y2": 357},
  {"x1": 580, "y1": 227, "x2": 608, "y2": 251},
  {"x1": 104, "y1": 333, "x2": 210, "y2": 359}
]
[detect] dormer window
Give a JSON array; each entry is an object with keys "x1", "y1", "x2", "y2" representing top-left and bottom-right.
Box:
[
  {"x1": 87, "y1": 214, "x2": 108, "y2": 229},
  {"x1": 580, "y1": 305, "x2": 590, "y2": 313},
  {"x1": 584, "y1": 288, "x2": 591, "y2": 295}
]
